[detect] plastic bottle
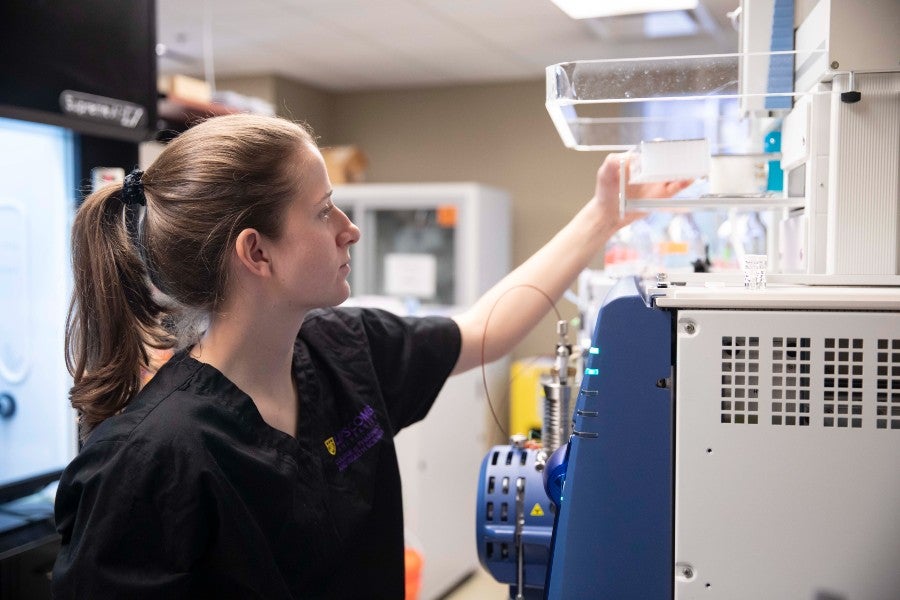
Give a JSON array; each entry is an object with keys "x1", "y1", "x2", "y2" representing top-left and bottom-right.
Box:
[
  {"x1": 741, "y1": 212, "x2": 767, "y2": 256},
  {"x1": 666, "y1": 213, "x2": 705, "y2": 270},
  {"x1": 764, "y1": 130, "x2": 783, "y2": 192}
]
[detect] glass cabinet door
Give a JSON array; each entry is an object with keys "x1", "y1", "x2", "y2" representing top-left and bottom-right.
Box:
[{"x1": 368, "y1": 208, "x2": 456, "y2": 305}]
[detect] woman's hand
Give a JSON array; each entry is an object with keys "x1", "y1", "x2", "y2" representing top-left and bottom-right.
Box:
[{"x1": 591, "y1": 152, "x2": 693, "y2": 232}]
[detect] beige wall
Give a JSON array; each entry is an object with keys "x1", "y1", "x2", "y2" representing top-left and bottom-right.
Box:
[
  {"x1": 218, "y1": 75, "x2": 336, "y2": 142},
  {"x1": 272, "y1": 78, "x2": 335, "y2": 143},
  {"x1": 216, "y1": 74, "x2": 277, "y2": 105},
  {"x1": 218, "y1": 76, "x2": 614, "y2": 359}
]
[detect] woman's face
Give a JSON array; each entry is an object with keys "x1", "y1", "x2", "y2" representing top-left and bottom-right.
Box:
[{"x1": 267, "y1": 144, "x2": 361, "y2": 310}]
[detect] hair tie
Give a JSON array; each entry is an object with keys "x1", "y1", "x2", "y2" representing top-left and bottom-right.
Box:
[
  {"x1": 120, "y1": 169, "x2": 168, "y2": 295},
  {"x1": 122, "y1": 169, "x2": 146, "y2": 206},
  {"x1": 122, "y1": 168, "x2": 149, "y2": 270}
]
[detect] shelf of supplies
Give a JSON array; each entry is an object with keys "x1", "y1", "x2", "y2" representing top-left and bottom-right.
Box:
[
  {"x1": 156, "y1": 95, "x2": 238, "y2": 141},
  {"x1": 158, "y1": 95, "x2": 237, "y2": 121}
]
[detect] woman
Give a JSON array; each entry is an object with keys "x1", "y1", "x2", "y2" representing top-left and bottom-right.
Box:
[{"x1": 52, "y1": 113, "x2": 687, "y2": 598}]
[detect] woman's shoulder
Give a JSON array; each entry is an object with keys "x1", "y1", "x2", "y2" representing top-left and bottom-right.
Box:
[
  {"x1": 75, "y1": 395, "x2": 204, "y2": 481},
  {"x1": 80, "y1": 352, "x2": 224, "y2": 457},
  {"x1": 54, "y1": 364, "x2": 223, "y2": 560},
  {"x1": 63, "y1": 380, "x2": 233, "y2": 508},
  {"x1": 59, "y1": 400, "x2": 197, "y2": 507}
]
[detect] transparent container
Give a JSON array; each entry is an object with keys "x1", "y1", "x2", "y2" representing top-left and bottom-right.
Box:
[
  {"x1": 545, "y1": 50, "x2": 830, "y2": 212},
  {"x1": 546, "y1": 51, "x2": 825, "y2": 151}
]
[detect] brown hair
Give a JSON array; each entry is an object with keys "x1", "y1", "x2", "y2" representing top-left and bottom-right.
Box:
[{"x1": 65, "y1": 114, "x2": 316, "y2": 435}]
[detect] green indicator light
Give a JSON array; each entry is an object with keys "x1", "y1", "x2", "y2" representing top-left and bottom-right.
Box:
[
  {"x1": 585, "y1": 368, "x2": 599, "y2": 376},
  {"x1": 589, "y1": 347, "x2": 600, "y2": 355}
]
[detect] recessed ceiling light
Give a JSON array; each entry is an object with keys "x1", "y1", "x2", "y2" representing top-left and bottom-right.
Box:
[
  {"x1": 550, "y1": 0, "x2": 699, "y2": 20},
  {"x1": 644, "y1": 10, "x2": 700, "y2": 37}
]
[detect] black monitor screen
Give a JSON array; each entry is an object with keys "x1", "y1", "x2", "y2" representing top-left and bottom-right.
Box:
[{"x1": 0, "y1": 0, "x2": 157, "y2": 142}]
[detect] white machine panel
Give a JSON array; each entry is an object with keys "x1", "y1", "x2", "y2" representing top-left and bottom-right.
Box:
[
  {"x1": 0, "y1": 118, "x2": 78, "y2": 495},
  {"x1": 674, "y1": 309, "x2": 900, "y2": 598}
]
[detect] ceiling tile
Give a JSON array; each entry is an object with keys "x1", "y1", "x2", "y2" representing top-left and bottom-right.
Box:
[{"x1": 157, "y1": 0, "x2": 739, "y2": 91}]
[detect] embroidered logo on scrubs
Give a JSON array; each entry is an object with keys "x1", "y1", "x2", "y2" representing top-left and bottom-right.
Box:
[{"x1": 326, "y1": 405, "x2": 384, "y2": 471}]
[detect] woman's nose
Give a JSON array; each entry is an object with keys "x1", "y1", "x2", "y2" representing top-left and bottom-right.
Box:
[
  {"x1": 337, "y1": 209, "x2": 361, "y2": 247},
  {"x1": 345, "y1": 222, "x2": 361, "y2": 246}
]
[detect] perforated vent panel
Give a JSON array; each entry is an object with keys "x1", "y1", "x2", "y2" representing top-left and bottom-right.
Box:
[
  {"x1": 771, "y1": 337, "x2": 811, "y2": 426},
  {"x1": 711, "y1": 329, "x2": 900, "y2": 431},
  {"x1": 876, "y1": 339, "x2": 900, "y2": 430},
  {"x1": 720, "y1": 336, "x2": 760, "y2": 424},
  {"x1": 823, "y1": 338, "x2": 864, "y2": 428},
  {"x1": 676, "y1": 304, "x2": 900, "y2": 600}
]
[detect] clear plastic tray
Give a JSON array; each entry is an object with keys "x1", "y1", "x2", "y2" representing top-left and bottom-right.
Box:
[
  {"x1": 545, "y1": 50, "x2": 828, "y2": 212},
  {"x1": 546, "y1": 50, "x2": 827, "y2": 153}
]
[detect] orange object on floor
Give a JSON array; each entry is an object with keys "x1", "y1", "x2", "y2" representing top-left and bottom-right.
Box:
[{"x1": 404, "y1": 547, "x2": 424, "y2": 600}]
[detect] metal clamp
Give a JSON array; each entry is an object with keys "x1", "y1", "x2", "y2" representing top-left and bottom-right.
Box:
[{"x1": 514, "y1": 477, "x2": 526, "y2": 600}]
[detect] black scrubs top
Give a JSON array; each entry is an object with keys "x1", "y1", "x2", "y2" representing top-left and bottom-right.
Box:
[{"x1": 52, "y1": 308, "x2": 461, "y2": 599}]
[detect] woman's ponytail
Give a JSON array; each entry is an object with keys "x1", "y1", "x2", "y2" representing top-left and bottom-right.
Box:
[{"x1": 65, "y1": 181, "x2": 171, "y2": 437}]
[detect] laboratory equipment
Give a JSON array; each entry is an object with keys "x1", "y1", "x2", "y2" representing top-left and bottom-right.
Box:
[
  {"x1": 1, "y1": 0, "x2": 156, "y2": 509},
  {"x1": 479, "y1": 278, "x2": 900, "y2": 599},
  {"x1": 552, "y1": 277, "x2": 898, "y2": 598},
  {"x1": 1, "y1": 13, "x2": 153, "y2": 595},
  {"x1": 476, "y1": 322, "x2": 576, "y2": 599},
  {"x1": 476, "y1": 0, "x2": 900, "y2": 597},
  {"x1": 0, "y1": 118, "x2": 78, "y2": 509}
]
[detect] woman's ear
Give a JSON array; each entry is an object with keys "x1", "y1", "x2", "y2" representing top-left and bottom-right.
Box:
[{"x1": 234, "y1": 228, "x2": 272, "y2": 277}]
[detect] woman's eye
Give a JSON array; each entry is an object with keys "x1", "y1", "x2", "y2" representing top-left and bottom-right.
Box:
[{"x1": 320, "y1": 204, "x2": 334, "y2": 220}]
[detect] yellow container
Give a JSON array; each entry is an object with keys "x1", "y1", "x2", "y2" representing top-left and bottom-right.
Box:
[{"x1": 508, "y1": 357, "x2": 554, "y2": 437}]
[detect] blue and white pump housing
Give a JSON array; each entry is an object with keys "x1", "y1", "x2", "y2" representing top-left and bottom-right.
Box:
[{"x1": 475, "y1": 320, "x2": 575, "y2": 599}]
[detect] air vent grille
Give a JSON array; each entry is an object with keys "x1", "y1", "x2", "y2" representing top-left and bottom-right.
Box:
[
  {"x1": 875, "y1": 339, "x2": 900, "y2": 430},
  {"x1": 771, "y1": 337, "x2": 811, "y2": 426},
  {"x1": 713, "y1": 334, "x2": 899, "y2": 431},
  {"x1": 720, "y1": 336, "x2": 760, "y2": 424},
  {"x1": 823, "y1": 338, "x2": 864, "y2": 428}
]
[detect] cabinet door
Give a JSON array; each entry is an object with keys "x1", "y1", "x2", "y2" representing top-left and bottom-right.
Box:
[{"x1": 367, "y1": 208, "x2": 457, "y2": 306}]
